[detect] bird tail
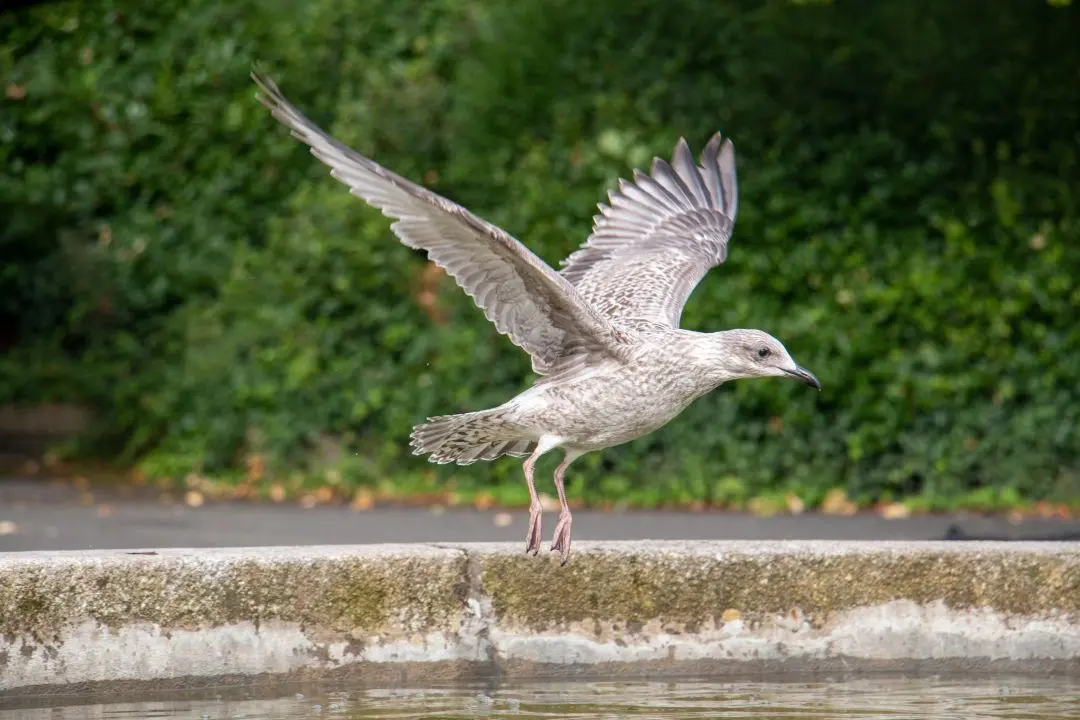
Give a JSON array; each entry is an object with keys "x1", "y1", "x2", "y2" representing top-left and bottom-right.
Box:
[{"x1": 410, "y1": 409, "x2": 536, "y2": 465}]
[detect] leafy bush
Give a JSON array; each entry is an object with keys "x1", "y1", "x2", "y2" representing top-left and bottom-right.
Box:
[{"x1": 3, "y1": 0, "x2": 1079, "y2": 508}]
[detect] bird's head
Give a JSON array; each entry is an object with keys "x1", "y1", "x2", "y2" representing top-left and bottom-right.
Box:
[{"x1": 708, "y1": 329, "x2": 820, "y2": 390}]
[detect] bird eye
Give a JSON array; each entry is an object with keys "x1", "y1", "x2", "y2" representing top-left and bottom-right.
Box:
[{"x1": 757, "y1": 347, "x2": 771, "y2": 359}]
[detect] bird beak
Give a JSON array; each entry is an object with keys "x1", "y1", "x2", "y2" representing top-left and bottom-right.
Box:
[{"x1": 782, "y1": 364, "x2": 821, "y2": 391}]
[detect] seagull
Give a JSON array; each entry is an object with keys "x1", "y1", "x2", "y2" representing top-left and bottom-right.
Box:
[{"x1": 252, "y1": 71, "x2": 821, "y2": 564}]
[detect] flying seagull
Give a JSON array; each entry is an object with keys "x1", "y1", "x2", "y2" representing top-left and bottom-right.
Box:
[{"x1": 251, "y1": 71, "x2": 821, "y2": 564}]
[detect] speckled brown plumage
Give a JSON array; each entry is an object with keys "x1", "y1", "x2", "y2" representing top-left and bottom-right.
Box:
[{"x1": 253, "y1": 71, "x2": 821, "y2": 564}]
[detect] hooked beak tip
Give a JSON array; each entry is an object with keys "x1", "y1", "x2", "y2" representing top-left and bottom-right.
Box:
[{"x1": 784, "y1": 364, "x2": 821, "y2": 391}]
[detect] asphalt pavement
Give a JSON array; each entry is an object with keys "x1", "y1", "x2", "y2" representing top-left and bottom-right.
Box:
[{"x1": 1, "y1": 477, "x2": 1078, "y2": 553}]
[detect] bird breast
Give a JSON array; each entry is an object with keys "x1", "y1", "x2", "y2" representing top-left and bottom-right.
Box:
[{"x1": 513, "y1": 340, "x2": 715, "y2": 451}]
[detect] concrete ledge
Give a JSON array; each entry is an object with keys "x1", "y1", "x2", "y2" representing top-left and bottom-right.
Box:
[{"x1": 2, "y1": 541, "x2": 1080, "y2": 699}]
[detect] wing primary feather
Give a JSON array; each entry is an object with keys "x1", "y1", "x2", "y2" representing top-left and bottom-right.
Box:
[
  {"x1": 717, "y1": 138, "x2": 738, "y2": 219},
  {"x1": 671, "y1": 137, "x2": 712, "y2": 207},
  {"x1": 700, "y1": 133, "x2": 726, "y2": 210},
  {"x1": 628, "y1": 170, "x2": 683, "y2": 213},
  {"x1": 648, "y1": 157, "x2": 696, "y2": 207}
]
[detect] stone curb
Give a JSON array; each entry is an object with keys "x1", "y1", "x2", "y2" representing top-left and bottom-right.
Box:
[{"x1": 2, "y1": 541, "x2": 1079, "y2": 699}]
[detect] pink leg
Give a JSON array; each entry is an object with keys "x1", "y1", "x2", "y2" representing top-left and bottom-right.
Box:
[
  {"x1": 523, "y1": 448, "x2": 543, "y2": 555},
  {"x1": 549, "y1": 451, "x2": 581, "y2": 564}
]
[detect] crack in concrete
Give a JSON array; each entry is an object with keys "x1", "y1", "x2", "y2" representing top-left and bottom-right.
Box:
[{"x1": 426, "y1": 543, "x2": 500, "y2": 671}]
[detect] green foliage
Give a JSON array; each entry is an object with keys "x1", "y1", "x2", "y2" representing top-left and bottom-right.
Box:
[{"x1": 3, "y1": 0, "x2": 1079, "y2": 507}]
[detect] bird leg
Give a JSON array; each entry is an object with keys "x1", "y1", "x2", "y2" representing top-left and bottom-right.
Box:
[
  {"x1": 523, "y1": 449, "x2": 543, "y2": 556},
  {"x1": 549, "y1": 451, "x2": 580, "y2": 564}
]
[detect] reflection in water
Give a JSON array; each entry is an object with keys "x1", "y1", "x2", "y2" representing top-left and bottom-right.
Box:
[{"x1": 6, "y1": 677, "x2": 1080, "y2": 720}]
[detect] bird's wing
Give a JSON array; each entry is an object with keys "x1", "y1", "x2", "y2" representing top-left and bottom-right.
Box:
[
  {"x1": 559, "y1": 133, "x2": 738, "y2": 328},
  {"x1": 252, "y1": 72, "x2": 628, "y2": 377}
]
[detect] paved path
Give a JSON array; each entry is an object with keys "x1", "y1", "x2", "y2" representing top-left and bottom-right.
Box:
[{"x1": 1, "y1": 477, "x2": 1077, "y2": 552}]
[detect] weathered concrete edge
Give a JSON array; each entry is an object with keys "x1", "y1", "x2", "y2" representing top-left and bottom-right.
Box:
[{"x1": 2, "y1": 540, "x2": 1080, "y2": 700}]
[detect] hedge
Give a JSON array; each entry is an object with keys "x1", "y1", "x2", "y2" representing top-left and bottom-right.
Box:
[{"x1": 2, "y1": 0, "x2": 1079, "y2": 509}]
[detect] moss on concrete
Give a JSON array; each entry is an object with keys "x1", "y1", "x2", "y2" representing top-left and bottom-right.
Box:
[
  {"x1": 0, "y1": 546, "x2": 467, "y2": 641},
  {"x1": 5, "y1": 543, "x2": 1078, "y2": 645},
  {"x1": 475, "y1": 542, "x2": 1080, "y2": 632},
  {"x1": 6, "y1": 542, "x2": 1078, "y2": 644}
]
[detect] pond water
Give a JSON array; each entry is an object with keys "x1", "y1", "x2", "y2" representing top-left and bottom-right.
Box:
[{"x1": 5, "y1": 676, "x2": 1080, "y2": 719}]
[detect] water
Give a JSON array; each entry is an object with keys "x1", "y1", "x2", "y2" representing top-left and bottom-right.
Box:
[{"x1": 5, "y1": 677, "x2": 1080, "y2": 719}]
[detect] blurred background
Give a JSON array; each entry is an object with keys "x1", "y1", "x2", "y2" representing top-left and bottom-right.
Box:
[{"x1": 1, "y1": 0, "x2": 1078, "y2": 527}]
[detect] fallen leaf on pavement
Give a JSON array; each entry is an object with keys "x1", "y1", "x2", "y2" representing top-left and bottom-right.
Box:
[
  {"x1": 785, "y1": 493, "x2": 806, "y2": 515},
  {"x1": 351, "y1": 489, "x2": 374, "y2": 511},
  {"x1": 821, "y1": 489, "x2": 857, "y2": 516},
  {"x1": 879, "y1": 502, "x2": 910, "y2": 520}
]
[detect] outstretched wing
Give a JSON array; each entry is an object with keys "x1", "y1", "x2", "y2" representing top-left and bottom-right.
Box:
[
  {"x1": 559, "y1": 133, "x2": 738, "y2": 328},
  {"x1": 252, "y1": 71, "x2": 628, "y2": 377}
]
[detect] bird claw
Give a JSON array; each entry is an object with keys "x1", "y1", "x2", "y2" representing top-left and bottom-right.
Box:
[{"x1": 549, "y1": 512, "x2": 572, "y2": 565}]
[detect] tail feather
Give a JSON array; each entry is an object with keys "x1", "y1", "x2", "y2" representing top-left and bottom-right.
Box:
[{"x1": 410, "y1": 410, "x2": 535, "y2": 465}]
